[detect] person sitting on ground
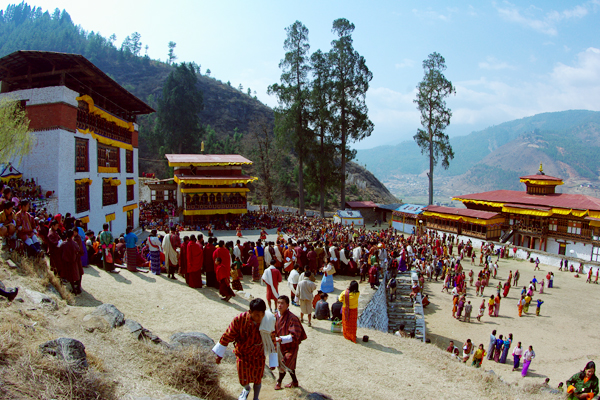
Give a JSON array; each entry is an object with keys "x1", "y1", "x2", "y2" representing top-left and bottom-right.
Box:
[
  {"x1": 331, "y1": 297, "x2": 343, "y2": 321},
  {"x1": 314, "y1": 292, "x2": 331, "y2": 320},
  {"x1": 566, "y1": 361, "x2": 599, "y2": 400},
  {"x1": 395, "y1": 324, "x2": 409, "y2": 338},
  {"x1": 422, "y1": 294, "x2": 430, "y2": 308},
  {"x1": 0, "y1": 201, "x2": 17, "y2": 241}
]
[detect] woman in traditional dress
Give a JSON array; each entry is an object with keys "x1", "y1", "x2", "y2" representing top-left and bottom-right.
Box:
[
  {"x1": 502, "y1": 281, "x2": 511, "y2": 298},
  {"x1": 566, "y1": 361, "x2": 599, "y2": 399},
  {"x1": 320, "y1": 258, "x2": 335, "y2": 293},
  {"x1": 236, "y1": 225, "x2": 242, "y2": 238},
  {"x1": 339, "y1": 280, "x2": 360, "y2": 343},
  {"x1": 245, "y1": 250, "x2": 259, "y2": 282},
  {"x1": 493, "y1": 334, "x2": 503, "y2": 362},
  {"x1": 488, "y1": 295, "x2": 495, "y2": 316},
  {"x1": 147, "y1": 229, "x2": 163, "y2": 275},
  {"x1": 512, "y1": 341, "x2": 523, "y2": 371},
  {"x1": 521, "y1": 345, "x2": 536, "y2": 377},
  {"x1": 500, "y1": 333, "x2": 512, "y2": 363},
  {"x1": 231, "y1": 256, "x2": 243, "y2": 291}
]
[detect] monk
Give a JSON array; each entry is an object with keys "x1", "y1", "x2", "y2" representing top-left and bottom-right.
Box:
[
  {"x1": 274, "y1": 295, "x2": 307, "y2": 390},
  {"x1": 216, "y1": 256, "x2": 235, "y2": 302},
  {"x1": 186, "y1": 235, "x2": 203, "y2": 288},
  {"x1": 213, "y1": 298, "x2": 267, "y2": 400},
  {"x1": 203, "y1": 238, "x2": 218, "y2": 288},
  {"x1": 60, "y1": 229, "x2": 83, "y2": 294}
]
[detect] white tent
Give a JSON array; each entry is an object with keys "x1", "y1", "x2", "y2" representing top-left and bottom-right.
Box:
[{"x1": 333, "y1": 209, "x2": 364, "y2": 226}]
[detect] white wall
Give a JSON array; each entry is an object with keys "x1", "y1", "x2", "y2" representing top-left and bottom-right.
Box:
[
  {"x1": 392, "y1": 220, "x2": 416, "y2": 234},
  {"x1": 0, "y1": 85, "x2": 79, "y2": 107}
]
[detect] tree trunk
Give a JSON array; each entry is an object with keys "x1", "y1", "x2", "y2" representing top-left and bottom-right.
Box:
[
  {"x1": 340, "y1": 107, "x2": 346, "y2": 209},
  {"x1": 319, "y1": 131, "x2": 325, "y2": 218},
  {"x1": 298, "y1": 155, "x2": 305, "y2": 214},
  {"x1": 429, "y1": 133, "x2": 434, "y2": 206}
]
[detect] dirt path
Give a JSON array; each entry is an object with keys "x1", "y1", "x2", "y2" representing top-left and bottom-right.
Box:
[{"x1": 73, "y1": 231, "x2": 557, "y2": 399}]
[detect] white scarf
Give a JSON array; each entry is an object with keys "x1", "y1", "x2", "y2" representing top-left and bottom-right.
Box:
[
  {"x1": 287, "y1": 269, "x2": 300, "y2": 294},
  {"x1": 261, "y1": 266, "x2": 279, "y2": 298},
  {"x1": 275, "y1": 246, "x2": 283, "y2": 262}
]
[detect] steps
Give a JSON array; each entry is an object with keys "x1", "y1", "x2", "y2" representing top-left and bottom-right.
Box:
[{"x1": 386, "y1": 271, "x2": 421, "y2": 339}]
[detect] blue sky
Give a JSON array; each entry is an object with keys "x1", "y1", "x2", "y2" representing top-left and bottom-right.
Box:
[{"x1": 5, "y1": 0, "x2": 600, "y2": 148}]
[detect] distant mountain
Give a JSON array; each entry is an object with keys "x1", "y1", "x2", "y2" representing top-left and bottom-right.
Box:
[
  {"x1": 356, "y1": 110, "x2": 600, "y2": 202},
  {"x1": 357, "y1": 110, "x2": 600, "y2": 179}
]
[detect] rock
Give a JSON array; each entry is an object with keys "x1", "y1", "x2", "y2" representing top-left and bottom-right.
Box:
[
  {"x1": 6, "y1": 260, "x2": 18, "y2": 269},
  {"x1": 90, "y1": 304, "x2": 125, "y2": 328},
  {"x1": 0, "y1": 280, "x2": 5, "y2": 290},
  {"x1": 306, "y1": 393, "x2": 333, "y2": 400},
  {"x1": 82, "y1": 315, "x2": 111, "y2": 333},
  {"x1": 24, "y1": 288, "x2": 58, "y2": 310},
  {"x1": 39, "y1": 338, "x2": 88, "y2": 373},
  {"x1": 47, "y1": 285, "x2": 61, "y2": 297},
  {"x1": 169, "y1": 332, "x2": 233, "y2": 361},
  {"x1": 124, "y1": 319, "x2": 143, "y2": 335}
]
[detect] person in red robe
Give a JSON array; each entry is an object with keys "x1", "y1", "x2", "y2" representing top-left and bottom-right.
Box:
[
  {"x1": 186, "y1": 235, "x2": 203, "y2": 288},
  {"x1": 213, "y1": 298, "x2": 267, "y2": 400},
  {"x1": 306, "y1": 245, "x2": 317, "y2": 274},
  {"x1": 261, "y1": 260, "x2": 282, "y2": 311},
  {"x1": 179, "y1": 236, "x2": 189, "y2": 277},
  {"x1": 213, "y1": 240, "x2": 231, "y2": 272},
  {"x1": 216, "y1": 256, "x2": 235, "y2": 301},
  {"x1": 60, "y1": 229, "x2": 84, "y2": 294},
  {"x1": 203, "y1": 238, "x2": 218, "y2": 288},
  {"x1": 274, "y1": 295, "x2": 307, "y2": 390}
]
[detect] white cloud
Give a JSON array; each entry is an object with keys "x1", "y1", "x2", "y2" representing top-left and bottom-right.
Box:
[
  {"x1": 412, "y1": 7, "x2": 458, "y2": 21},
  {"x1": 395, "y1": 59, "x2": 415, "y2": 69},
  {"x1": 495, "y1": 2, "x2": 591, "y2": 36},
  {"x1": 478, "y1": 56, "x2": 516, "y2": 70}
]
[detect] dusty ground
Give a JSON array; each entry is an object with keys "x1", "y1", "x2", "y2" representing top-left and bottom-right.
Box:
[
  {"x1": 423, "y1": 253, "x2": 600, "y2": 390},
  {"x1": 29, "y1": 229, "x2": 557, "y2": 400}
]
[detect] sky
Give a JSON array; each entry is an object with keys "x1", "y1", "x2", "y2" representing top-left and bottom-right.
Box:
[{"x1": 4, "y1": 0, "x2": 600, "y2": 149}]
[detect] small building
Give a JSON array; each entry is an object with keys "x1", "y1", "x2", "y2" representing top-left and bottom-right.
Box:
[
  {"x1": 0, "y1": 51, "x2": 154, "y2": 234},
  {"x1": 165, "y1": 154, "x2": 257, "y2": 225},
  {"x1": 345, "y1": 201, "x2": 382, "y2": 223},
  {"x1": 392, "y1": 204, "x2": 425, "y2": 234},
  {"x1": 422, "y1": 205, "x2": 505, "y2": 240},
  {"x1": 333, "y1": 210, "x2": 364, "y2": 226}
]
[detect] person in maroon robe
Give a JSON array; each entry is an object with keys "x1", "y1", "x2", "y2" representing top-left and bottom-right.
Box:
[
  {"x1": 306, "y1": 245, "x2": 317, "y2": 274},
  {"x1": 60, "y1": 229, "x2": 83, "y2": 294},
  {"x1": 274, "y1": 295, "x2": 307, "y2": 390},
  {"x1": 179, "y1": 236, "x2": 189, "y2": 276},
  {"x1": 213, "y1": 240, "x2": 231, "y2": 271},
  {"x1": 186, "y1": 235, "x2": 203, "y2": 288},
  {"x1": 215, "y1": 256, "x2": 235, "y2": 302},
  {"x1": 203, "y1": 238, "x2": 218, "y2": 288},
  {"x1": 47, "y1": 220, "x2": 62, "y2": 275}
]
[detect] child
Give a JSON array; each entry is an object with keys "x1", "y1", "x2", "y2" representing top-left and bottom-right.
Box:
[
  {"x1": 536, "y1": 299, "x2": 544, "y2": 316},
  {"x1": 231, "y1": 256, "x2": 243, "y2": 291},
  {"x1": 557, "y1": 382, "x2": 564, "y2": 393},
  {"x1": 471, "y1": 344, "x2": 486, "y2": 368},
  {"x1": 477, "y1": 299, "x2": 485, "y2": 322}
]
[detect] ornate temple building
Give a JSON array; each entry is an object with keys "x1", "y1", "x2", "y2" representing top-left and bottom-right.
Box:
[
  {"x1": 165, "y1": 154, "x2": 257, "y2": 225},
  {"x1": 422, "y1": 165, "x2": 600, "y2": 261},
  {"x1": 0, "y1": 51, "x2": 154, "y2": 234}
]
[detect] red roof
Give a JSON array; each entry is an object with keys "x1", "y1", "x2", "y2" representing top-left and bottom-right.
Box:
[
  {"x1": 520, "y1": 174, "x2": 563, "y2": 181},
  {"x1": 166, "y1": 154, "x2": 252, "y2": 165},
  {"x1": 455, "y1": 190, "x2": 600, "y2": 211},
  {"x1": 424, "y1": 206, "x2": 501, "y2": 220},
  {"x1": 345, "y1": 201, "x2": 379, "y2": 209}
]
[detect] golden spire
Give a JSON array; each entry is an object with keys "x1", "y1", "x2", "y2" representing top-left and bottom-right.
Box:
[
  {"x1": 201, "y1": 141, "x2": 205, "y2": 152},
  {"x1": 539, "y1": 162, "x2": 543, "y2": 173}
]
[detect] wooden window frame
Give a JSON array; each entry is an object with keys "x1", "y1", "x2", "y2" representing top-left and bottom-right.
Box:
[
  {"x1": 97, "y1": 143, "x2": 120, "y2": 172},
  {"x1": 75, "y1": 138, "x2": 89, "y2": 172},
  {"x1": 126, "y1": 149, "x2": 134, "y2": 173},
  {"x1": 75, "y1": 181, "x2": 90, "y2": 213},
  {"x1": 127, "y1": 181, "x2": 135, "y2": 202},
  {"x1": 102, "y1": 179, "x2": 118, "y2": 206}
]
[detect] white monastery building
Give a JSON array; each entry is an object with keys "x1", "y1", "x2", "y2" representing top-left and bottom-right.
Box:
[{"x1": 0, "y1": 51, "x2": 154, "y2": 235}]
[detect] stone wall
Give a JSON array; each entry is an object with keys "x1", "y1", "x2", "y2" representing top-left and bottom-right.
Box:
[{"x1": 357, "y1": 272, "x2": 389, "y2": 332}]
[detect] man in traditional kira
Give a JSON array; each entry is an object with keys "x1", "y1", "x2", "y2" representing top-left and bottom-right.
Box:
[
  {"x1": 213, "y1": 298, "x2": 267, "y2": 400},
  {"x1": 274, "y1": 295, "x2": 307, "y2": 390}
]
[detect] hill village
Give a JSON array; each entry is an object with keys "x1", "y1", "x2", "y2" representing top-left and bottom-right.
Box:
[{"x1": 1, "y1": 48, "x2": 600, "y2": 400}]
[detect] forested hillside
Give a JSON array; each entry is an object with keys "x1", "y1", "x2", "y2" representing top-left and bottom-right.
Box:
[{"x1": 0, "y1": 3, "x2": 397, "y2": 210}]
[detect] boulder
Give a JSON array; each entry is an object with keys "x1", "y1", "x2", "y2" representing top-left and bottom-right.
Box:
[
  {"x1": 82, "y1": 314, "x2": 111, "y2": 333},
  {"x1": 0, "y1": 280, "x2": 5, "y2": 291},
  {"x1": 124, "y1": 319, "x2": 164, "y2": 344},
  {"x1": 39, "y1": 338, "x2": 88, "y2": 373},
  {"x1": 90, "y1": 304, "x2": 125, "y2": 328},
  {"x1": 169, "y1": 332, "x2": 234, "y2": 361},
  {"x1": 24, "y1": 288, "x2": 58, "y2": 310}
]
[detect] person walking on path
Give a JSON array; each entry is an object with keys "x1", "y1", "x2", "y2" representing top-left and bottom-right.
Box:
[
  {"x1": 147, "y1": 229, "x2": 162, "y2": 275},
  {"x1": 213, "y1": 299, "x2": 267, "y2": 400},
  {"x1": 296, "y1": 271, "x2": 317, "y2": 327},
  {"x1": 262, "y1": 260, "x2": 282, "y2": 311},
  {"x1": 521, "y1": 345, "x2": 536, "y2": 377},
  {"x1": 124, "y1": 226, "x2": 140, "y2": 272},
  {"x1": 339, "y1": 280, "x2": 360, "y2": 343},
  {"x1": 99, "y1": 223, "x2": 118, "y2": 273},
  {"x1": 513, "y1": 269, "x2": 520, "y2": 287},
  {"x1": 274, "y1": 295, "x2": 307, "y2": 390},
  {"x1": 536, "y1": 299, "x2": 544, "y2": 316},
  {"x1": 512, "y1": 342, "x2": 523, "y2": 371},
  {"x1": 487, "y1": 330, "x2": 497, "y2": 361}
]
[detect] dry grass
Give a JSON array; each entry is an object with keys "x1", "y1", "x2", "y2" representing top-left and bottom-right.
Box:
[
  {"x1": 138, "y1": 341, "x2": 233, "y2": 400},
  {"x1": 10, "y1": 252, "x2": 74, "y2": 304},
  {"x1": 1, "y1": 349, "x2": 118, "y2": 400}
]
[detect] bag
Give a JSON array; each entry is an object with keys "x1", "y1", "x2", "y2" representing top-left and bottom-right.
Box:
[
  {"x1": 331, "y1": 320, "x2": 342, "y2": 333},
  {"x1": 105, "y1": 249, "x2": 113, "y2": 264},
  {"x1": 329, "y1": 265, "x2": 336, "y2": 275}
]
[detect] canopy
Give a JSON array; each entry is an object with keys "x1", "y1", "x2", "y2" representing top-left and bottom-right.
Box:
[{"x1": 0, "y1": 163, "x2": 22, "y2": 182}]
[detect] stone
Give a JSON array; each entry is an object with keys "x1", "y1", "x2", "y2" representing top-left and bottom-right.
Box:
[
  {"x1": 90, "y1": 304, "x2": 125, "y2": 328},
  {"x1": 6, "y1": 260, "x2": 18, "y2": 269},
  {"x1": 82, "y1": 315, "x2": 111, "y2": 333},
  {"x1": 0, "y1": 280, "x2": 5, "y2": 290},
  {"x1": 24, "y1": 288, "x2": 58, "y2": 310},
  {"x1": 169, "y1": 332, "x2": 233, "y2": 361},
  {"x1": 46, "y1": 284, "x2": 61, "y2": 297},
  {"x1": 306, "y1": 393, "x2": 333, "y2": 400},
  {"x1": 124, "y1": 319, "x2": 163, "y2": 344},
  {"x1": 39, "y1": 338, "x2": 88, "y2": 373}
]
